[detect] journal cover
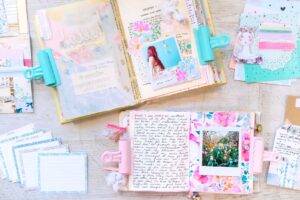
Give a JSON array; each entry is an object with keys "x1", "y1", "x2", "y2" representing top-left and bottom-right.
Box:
[{"x1": 33, "y1": 0, "x2": 227, "y2": 123}]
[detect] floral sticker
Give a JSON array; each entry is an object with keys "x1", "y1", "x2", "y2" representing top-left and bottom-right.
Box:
[
  {"x1": 133, "y1": 21, "x2": 151, "y2": 33},
  {"x1": 176, "y1": 70, "x2": 187, "y2": 81},
  {"x1": 178, "y1": 39, "x2": 192, "y2": 55},
  {"x1": 128, "y1": 36, "x2": 142, "y2": 56},
  {"x1": 242, "y1": 134, "x2": 250, "y2": 161},
  {"x1": 151, "y1": 23, "x2": 161, "y2": 41},
  {"x1": 128, "y1": 21, "x2": 155, "y2": 56}
]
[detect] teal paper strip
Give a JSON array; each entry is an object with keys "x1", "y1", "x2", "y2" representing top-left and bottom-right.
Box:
[
  {"x1": 244, "y1": 40, "x2": 300, "y2": 83},
  {"x1": 259, "y1": 30, "x2": 292, "y2": 33}
]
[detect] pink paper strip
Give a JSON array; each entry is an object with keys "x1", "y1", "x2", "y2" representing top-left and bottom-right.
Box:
[
  {"x1": 258, "y1": 32, "x2": 294, "y2": 41},
  {"x1": 259, "y1": 42, "x2": 295, "y2": 50},
  {"x1": 24, "y1": 59, "x2": 32, "y2": 67}
]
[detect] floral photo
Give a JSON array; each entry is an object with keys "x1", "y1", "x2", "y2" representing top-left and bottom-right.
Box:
[{"x1": 202, "y1": 130, "x2": 239, "y2": 168}]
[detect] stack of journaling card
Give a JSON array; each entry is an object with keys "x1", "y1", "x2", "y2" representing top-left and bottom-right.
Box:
[
  {"x1": 266, "y1": 96, "x2": 300, "y2": 190},
  {"x1": 230, "y1": 0, "x2": 300, "y2": 86},
  {"x1": 0, "y1": 124, "x2": 88, "y2": 193}
]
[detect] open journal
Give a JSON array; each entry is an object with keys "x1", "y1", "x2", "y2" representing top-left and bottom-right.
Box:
[
  {"x1": 29, "y1": 0, "x2": 228, "y2": 123},
  {"x1": 101, "y1": 110, "x2": 269, "y2": 195}
]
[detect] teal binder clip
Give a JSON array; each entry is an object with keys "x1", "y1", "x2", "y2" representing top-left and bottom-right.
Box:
[
  {"x1": 187, "y1": 0, "x2": 230, "y2": 65},
  {"x1": 24, "y1": 48, "x2": 61, "y2": 87},
  {"x1": 194, "y1": 25, "x2": 230, "y2": 65}
]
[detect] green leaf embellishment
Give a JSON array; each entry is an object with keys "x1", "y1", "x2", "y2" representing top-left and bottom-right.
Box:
[
  {"x1": 178, "y1": 40, "x2": 193, "y2": 54},
  {"x1": 151, "y1": 23, "x2": 161, "y2": 41},
  {"x1": 242, "y1": 175, "x2": 248, "y2": 184},
  {"x1": 206, "y1": 113, "x2": 213, "y2": 119}
]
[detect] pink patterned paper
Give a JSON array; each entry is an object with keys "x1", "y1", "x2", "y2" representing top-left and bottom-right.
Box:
[{"x1": 189, "y1": 112, "x2": 255, "y2": 194}]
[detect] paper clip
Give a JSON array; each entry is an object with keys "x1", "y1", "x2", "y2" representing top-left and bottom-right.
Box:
[
  {"x1": 101, "y1": 140, "x2": 131, "y2": 175},
  {"x1": 194, "y1": 25, "x2": 230, "y2": 65},
  {"x1": 24, "y1": 48, "x2": 61, "y2": 87},
  {"x1": 191, "y1": 0, "x2": 230, "y2": 65}
]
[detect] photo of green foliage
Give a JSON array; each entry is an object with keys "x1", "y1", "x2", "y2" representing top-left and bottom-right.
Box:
[{"x1": 202, "y1": 130, "x2": 239, "y2": 167}]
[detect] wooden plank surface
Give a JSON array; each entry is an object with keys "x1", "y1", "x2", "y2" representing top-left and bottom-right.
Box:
[{"x1": 1, "y1": 0, "x2": 300, "y2": 199}]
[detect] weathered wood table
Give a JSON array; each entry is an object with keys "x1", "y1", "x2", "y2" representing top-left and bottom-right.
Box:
[{"x1": 1, "y1": 0, "x2": 299, "y2": 199}]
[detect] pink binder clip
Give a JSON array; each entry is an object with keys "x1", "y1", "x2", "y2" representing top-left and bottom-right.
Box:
[
  {"x1": 251, "y1": 137, "x2": 282, "y2": 174},
  {"x1": 251, "y1": 137, "x2": 264, "y2": 174},
  {"x1": 263, "y1": 151, "x2": 282, "y2": 162},
  {"x1": 101, "y1": 140, "x2": 131, "y2": 175}
]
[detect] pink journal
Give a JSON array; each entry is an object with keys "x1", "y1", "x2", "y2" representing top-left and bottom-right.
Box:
[{"x1": 101, "y1": 110, "x2": 274, "y2": 196}]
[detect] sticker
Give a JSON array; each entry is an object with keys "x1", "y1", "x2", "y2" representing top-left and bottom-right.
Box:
[
  {"x1": 233, "y1": 27, "x2": 262, "y2": 65},
  {"x1": 295, "y1": 99, "x2": 300, "y2": 108}
]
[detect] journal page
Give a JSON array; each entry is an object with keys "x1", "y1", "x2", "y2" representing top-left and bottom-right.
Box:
[
  {"x1": 0, "y1": 67, "x2": 33, "y2": 113},
  {"x1": 189, "y1": 112, "x2": 255, "y2": 194},
  {"x1": 115, "y1": 0, "x2": 217, "y2": 101},
  {"x1": 35, "y1": 0, "x2": 135, "y2": 121},
  {"x1": 0, "y1": 0, "x2": 33, "y2": 113},
  {"x1": 267, "y1": 124, "x2": 300, "y2": 190},
  {"x1": 0, "y1": 0, "x2": 28, "y2": 36},
  {"x1": 128, "y1": 111, "x2": 190, "y2": 192}
]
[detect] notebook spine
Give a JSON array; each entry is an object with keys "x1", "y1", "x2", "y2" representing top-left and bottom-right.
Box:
[
  {"x1": 200, "y1": 0, "x2": 227, "y2": 84},
  {"x1": 110, "y1": 0, "x2": 142, "y2": 103}
]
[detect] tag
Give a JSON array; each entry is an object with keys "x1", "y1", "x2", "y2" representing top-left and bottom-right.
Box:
[
  {"x1": 285, "y1": 96, "x2": 300, "y2": 126},
  {"x1": 185, "y1": 0, "x2": 198, "y2": 27},
  {"x1": 35, "y1": 10, "x2": 52, "y2": 40},
  {"x1": 295, "y1": 98, "x2": 300, "y2": 108}
]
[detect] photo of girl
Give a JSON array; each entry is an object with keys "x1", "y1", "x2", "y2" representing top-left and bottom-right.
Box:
[
  {"x1": 141, "y1": 36, "x2": 199, "y2": 90},
  {"x1": 147, "y1": 46, "x2": 165, "y2": 79}
]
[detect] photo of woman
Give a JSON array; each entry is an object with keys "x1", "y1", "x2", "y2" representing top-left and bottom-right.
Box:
[
  {"x1": 141, "y1": 36, "x2": 192, "y2": 90},
  {"x1": 147, "y1": 46, "x2": 165, "y2": 79}
]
